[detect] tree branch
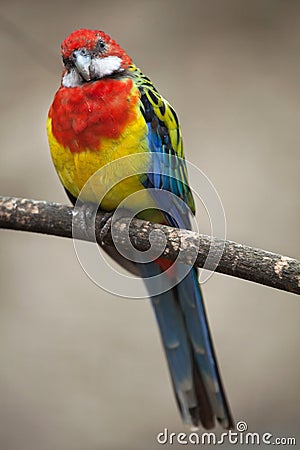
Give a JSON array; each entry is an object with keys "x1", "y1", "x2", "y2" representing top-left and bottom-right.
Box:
[{"x1": 0, "y1": 196, "x2": 299, "y2": 295}]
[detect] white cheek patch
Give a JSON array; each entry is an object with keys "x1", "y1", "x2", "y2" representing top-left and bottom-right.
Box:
[
  {"x1": 62, "y1": 56, "x2": 123, "y2": 87},
  {"x1": 62, "y1": 69, "x2": 83, "y2": 87},
  {"x1": 91, "y1": 56, "x2": 123, "y2": 79}
]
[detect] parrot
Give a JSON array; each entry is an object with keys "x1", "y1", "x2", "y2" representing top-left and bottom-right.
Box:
[{"x1": 47, "y1": 28, "x2": 233, "y2": 430}]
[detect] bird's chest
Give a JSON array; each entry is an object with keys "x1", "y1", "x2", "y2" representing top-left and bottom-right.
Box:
[{"x1": 48, "y1": 78, "x2": 150, "y2": 208}]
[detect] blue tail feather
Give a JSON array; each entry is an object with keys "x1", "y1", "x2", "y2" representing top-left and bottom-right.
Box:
[
  {"x1": 138, "y1": 261, "x2": 233, "y2": 429},
  {"x1": 138, "y1": 262, "x2": 200, "y2": 426},
  {"x1": 176, "y1": 266, "x2": 232, "y2": 428}
]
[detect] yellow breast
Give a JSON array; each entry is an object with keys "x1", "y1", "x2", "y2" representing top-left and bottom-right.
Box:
[{"x1": 47, "y1": 113, "x2": 163, "y2": 220}]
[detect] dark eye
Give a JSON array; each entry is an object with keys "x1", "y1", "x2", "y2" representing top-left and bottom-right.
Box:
[{"x1": 96, "y1": 39, "x2": 106, "y2": 51}]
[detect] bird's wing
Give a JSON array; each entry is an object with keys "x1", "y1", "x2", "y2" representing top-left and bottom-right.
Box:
[{"x1": 130, "y1": 66, "x2": 195, "y2": 230}]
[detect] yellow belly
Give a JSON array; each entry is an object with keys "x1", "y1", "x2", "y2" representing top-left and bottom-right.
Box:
[{"x1": 47, "y1": 115, "x2": 163, "y2": 221}]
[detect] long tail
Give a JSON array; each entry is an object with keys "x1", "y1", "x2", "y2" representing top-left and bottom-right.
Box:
[{"x1": 139, "y1": 262, "x2": 234, "y2": 430}]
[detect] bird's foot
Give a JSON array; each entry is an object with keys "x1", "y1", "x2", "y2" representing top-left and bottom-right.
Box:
[
  {"x1": 72, "y1": 202, "x2": 98, "y2": 241},
  {"x1": 98, "y1": 211, "x2": 114, "y2": 247}
]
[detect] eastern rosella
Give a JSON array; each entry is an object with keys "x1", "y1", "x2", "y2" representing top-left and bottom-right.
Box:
[{"x1": 47, "y1": 29, "x2": 233, "y2": 429}]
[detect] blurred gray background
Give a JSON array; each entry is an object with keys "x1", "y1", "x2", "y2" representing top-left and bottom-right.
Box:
[{"x1": 0, "y1": 0, "x2": 299, "y2": 449}]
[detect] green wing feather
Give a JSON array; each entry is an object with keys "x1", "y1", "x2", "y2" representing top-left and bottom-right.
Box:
[{"x1": 128, "y1": 65, "x2": 195, "y2": 218}]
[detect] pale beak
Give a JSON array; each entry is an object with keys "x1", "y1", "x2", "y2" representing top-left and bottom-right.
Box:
[{"x1": 73, "y1": 49, "x2": 92, "y2": 81}]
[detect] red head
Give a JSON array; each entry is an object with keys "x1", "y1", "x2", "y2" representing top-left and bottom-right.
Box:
[{"x1": 60, "y1": 29, "x2": 132, "y2": 87}]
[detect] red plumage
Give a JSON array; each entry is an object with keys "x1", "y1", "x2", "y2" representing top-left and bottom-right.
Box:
[{"x1": 49, "y1": 78, "x2": 139, "y2": 153}]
